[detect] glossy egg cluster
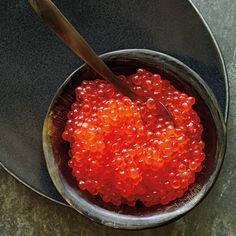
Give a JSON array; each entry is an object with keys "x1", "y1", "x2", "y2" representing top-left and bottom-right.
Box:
[{"x1": 62, "y1": 68, "x2": 205, "y2": 207}]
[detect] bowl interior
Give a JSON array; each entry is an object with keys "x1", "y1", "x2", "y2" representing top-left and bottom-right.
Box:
[{"x1": 43, "y1": 50, "x2": 226, "y2": 229}]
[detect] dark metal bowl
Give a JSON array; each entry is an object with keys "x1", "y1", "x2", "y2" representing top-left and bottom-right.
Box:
[{"x1": 43, "y1": 49, "x2": 226, "y2": 229}]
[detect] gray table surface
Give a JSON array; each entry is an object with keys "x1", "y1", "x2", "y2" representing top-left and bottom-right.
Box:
[{"x1": 1, "y1": 0, "x2": 235, "y2": 235}]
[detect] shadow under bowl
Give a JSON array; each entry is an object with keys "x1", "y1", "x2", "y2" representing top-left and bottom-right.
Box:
[{"x1": 43, "y1": 49, "x2": 226, "y2": 229}]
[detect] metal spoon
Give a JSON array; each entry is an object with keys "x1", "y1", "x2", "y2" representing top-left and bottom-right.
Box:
[{"x1": 28, "y1": 0, "x2": 174, "y2": 124}]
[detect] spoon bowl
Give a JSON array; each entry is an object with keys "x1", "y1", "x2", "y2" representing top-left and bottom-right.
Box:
[{"x1": 43, "y1": 49, "x2": 226, "y2": 229}]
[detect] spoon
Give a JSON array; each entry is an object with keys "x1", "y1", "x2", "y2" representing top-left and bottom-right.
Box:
[{"x1": 28, "y1": 0, "x2": 174, "y2": 123}]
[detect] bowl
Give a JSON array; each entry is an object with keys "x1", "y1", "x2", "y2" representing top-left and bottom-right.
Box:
[{"x1": 43, "y1": 49, "x2": 226, "y2": 229}]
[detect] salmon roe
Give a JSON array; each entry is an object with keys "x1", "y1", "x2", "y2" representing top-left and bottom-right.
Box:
[{"x1": 62, "y1": 68, "x2": 205, "y2": 207}]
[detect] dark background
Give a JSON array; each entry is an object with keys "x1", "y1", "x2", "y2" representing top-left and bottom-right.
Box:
[{"x1": 1, "y1": 0, "x2": 236, "y2": 235}]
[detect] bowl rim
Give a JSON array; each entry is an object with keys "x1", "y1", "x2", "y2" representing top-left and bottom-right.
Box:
[{"x1": 42, "y1": 49, "x2": 227, "y2": 229}]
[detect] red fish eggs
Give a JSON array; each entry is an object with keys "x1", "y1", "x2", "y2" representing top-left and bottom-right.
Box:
[{"x1": 62, "y1": 68, "x2": 205, "y2": 207}]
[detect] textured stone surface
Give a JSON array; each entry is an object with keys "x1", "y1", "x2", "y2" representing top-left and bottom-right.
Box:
[{"x1": 1, "y1": 0, "x2": 236, "y2": 235}]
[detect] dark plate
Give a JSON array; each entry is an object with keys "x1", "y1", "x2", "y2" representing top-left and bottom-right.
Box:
[{"x1": 0, "y1": 0, "x2": 228, "y2": 205}]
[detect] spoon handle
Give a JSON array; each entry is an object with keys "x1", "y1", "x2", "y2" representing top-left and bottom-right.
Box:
[{"x1": 28, "y1": 0, "x2": 135, "y2": 99}]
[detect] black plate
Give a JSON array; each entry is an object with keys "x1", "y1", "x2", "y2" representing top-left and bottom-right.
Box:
[{"x1": 0, "y1": 0, "x2": 228, "y2": 205}]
